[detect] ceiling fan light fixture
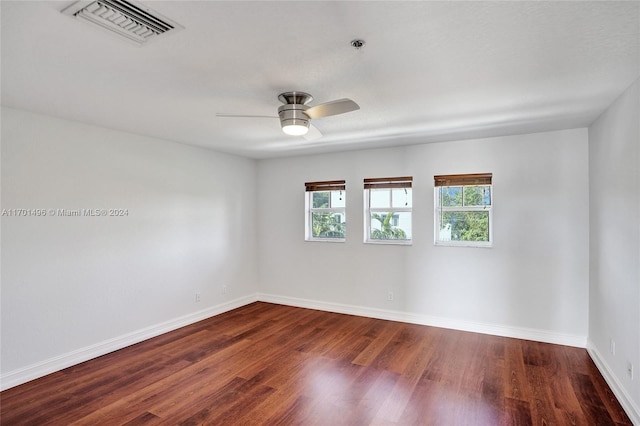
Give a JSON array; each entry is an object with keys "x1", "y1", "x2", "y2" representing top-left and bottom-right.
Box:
[{"x1": 282, "y1": 122, "x2": 309, "y2": 136}]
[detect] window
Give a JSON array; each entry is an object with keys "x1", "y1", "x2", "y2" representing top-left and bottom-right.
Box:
[
  {"x1": 305, "y1": 180, "x2": 346, "y2": 242},
  {"x1": 434, "y1": 173, "x2": 492, "y2": 247},
  {"x1": 364, "y1": 177, "x2": 412, "y2": 244}
]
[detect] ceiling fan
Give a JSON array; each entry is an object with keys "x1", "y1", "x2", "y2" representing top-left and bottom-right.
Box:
[{"x1": 216, "y1": 92, "x2": 359, "y2": 140}]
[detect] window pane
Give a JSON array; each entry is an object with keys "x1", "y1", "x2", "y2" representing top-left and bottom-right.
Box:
[
  {"x1": 370, "y1": 189, "x2": 390, "y2": 208},
  {"x1": 312, "y1": 192, "x2": 330, "y2": 208},
  {"x1": 330, "y1": 190, "x2": 345, "y2": 208},
  {"x1": 440, "y1": 211, "x2": 489, "y2": 242},
  {"x1": 463, "y1": 186, "x2": 491, "y2": 206},
  {"x1": 391, "y1": 188, "x2": 412, "y2": 208},
  {"x1": 370, "y1": 212, "x2": 412, "y2": 240},
  {"x1": 312, "y1": 212, "x2": 346, "y2": 238},
  {"x1": 439, "y1": 187, "x2": 463, "y2": 207}
]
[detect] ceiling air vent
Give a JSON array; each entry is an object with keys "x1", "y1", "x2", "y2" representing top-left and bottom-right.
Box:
[{"x1": 61, "y1": 0, "x2": 184, "y2": 45}]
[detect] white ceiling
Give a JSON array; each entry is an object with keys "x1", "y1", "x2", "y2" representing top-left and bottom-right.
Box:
[{"x1": 2, "y1": 1, "x2": 639, "y2": 159}]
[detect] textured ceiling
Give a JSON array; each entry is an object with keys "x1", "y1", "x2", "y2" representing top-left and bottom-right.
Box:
[{"x1": 2, "y1": 1, "x2": 639, "y2": 159}]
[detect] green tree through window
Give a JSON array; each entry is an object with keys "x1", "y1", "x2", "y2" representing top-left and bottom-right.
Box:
[{"x1": 370, "y1": 213, "x2": 407, "y2": 239}]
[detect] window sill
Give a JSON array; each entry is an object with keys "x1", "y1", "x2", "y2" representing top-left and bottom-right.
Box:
[
  {"x1": 305, "y1": 238, "x2": 346, "y2": 243},
  {"x1": 364, "y1": 240, "x2": 412, "y2": 246},
  {"x1": 434, "y1": 241, "x2": 492, "y2": 248}
]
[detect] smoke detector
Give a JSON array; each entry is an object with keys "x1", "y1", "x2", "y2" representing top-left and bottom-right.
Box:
[
  {"x1": 350, "y1": 39, "x2": 366, "y2": 50},
  {"x1": 62, "y1": 0, "x2": 184, "y2": 45}
]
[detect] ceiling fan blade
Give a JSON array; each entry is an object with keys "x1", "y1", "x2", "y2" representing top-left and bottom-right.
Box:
[
  {"x1": 305, "y1": 98, "x2": 359, "y2": 119},
  {"x1": 216, "y1": 113, "x2": 278, "y2": 119},
  {"x1": 303, "y1": 123, "x2": 322, "y2": 141}
]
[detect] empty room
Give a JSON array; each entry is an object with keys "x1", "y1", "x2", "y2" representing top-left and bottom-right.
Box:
[{"x1": 1, "y1": 1, "x2": 638, "y2": 424}]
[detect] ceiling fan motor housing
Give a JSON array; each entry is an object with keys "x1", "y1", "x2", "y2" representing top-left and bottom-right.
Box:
[
  {"x1": 278, "y1": 103, "x2": 310, "y2": 130},
  {"x1": 277, "y1": 92, "x2": 313, "y2": 131}
]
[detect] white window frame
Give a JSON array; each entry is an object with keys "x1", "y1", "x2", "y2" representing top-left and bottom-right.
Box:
[
  {"x1": 305, "y1": 180, "x2": 346, "y2": 243},
  {"x1": 434, "y1": 173, "x2": 493, "y2": 248},
  {"x1": 364, "y1": 177, "x2": 413, "y2": 245}
]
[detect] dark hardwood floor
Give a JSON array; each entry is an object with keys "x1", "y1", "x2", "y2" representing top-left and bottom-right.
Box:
[{"x1": 0, "y1": 302, "x2": 631, "y2": 425}]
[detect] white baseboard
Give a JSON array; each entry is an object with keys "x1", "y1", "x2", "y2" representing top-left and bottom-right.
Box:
[
  {"x1": 257, "y1": 293, "x2": 587, "y2": 348},
  {"x1": 0, "y1": 294, "x2": 258, "y2": 391},
  {"x1": 587, "y1": 340, "x2": 640, "y2": 425}
]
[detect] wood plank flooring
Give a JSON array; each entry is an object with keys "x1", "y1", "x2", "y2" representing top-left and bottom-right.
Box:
[{"x1": 0, "y1": 302, "x2": 632, "y2": 425}]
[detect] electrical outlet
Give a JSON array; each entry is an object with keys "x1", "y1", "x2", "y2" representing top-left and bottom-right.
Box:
[
  {"x1": 610, "y1": 339, "x2": 616, "y2": 356},
  {"x1": 387, "y1": 291, "x2": 394, "y2": 301},
  {"x1": 195, "y1": 293, "x2": 201, "y2": 302},
  {"x1": 628, "y1": 362, "x2": 634, "y2": 380}
]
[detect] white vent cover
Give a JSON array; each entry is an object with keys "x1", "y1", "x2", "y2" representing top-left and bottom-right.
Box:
[{"x1": 62, "y1": 0, "x2": 183, "y2": 45}]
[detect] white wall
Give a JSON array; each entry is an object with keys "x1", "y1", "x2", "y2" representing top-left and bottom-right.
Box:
[
  {"x1": 0, "y1": 107, "x2": 258, "y2": 387},
  {"x1": 258, "y1": 129, "x2": 589, "y2": 344},
  {"x1": 588, "y1": 78, "x2": 640, "y2": 422}
]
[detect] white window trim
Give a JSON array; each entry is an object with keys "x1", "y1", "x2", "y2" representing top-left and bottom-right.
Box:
[
  {"x1": 305, "y1": 191, "x2": 346, "y2": 243},
  {"x1": 364, "y1": 187, "x2": 413, "y2": 246},
  {"x1": 433, "y1": 186, "x2": 493, "y2": 248}
]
